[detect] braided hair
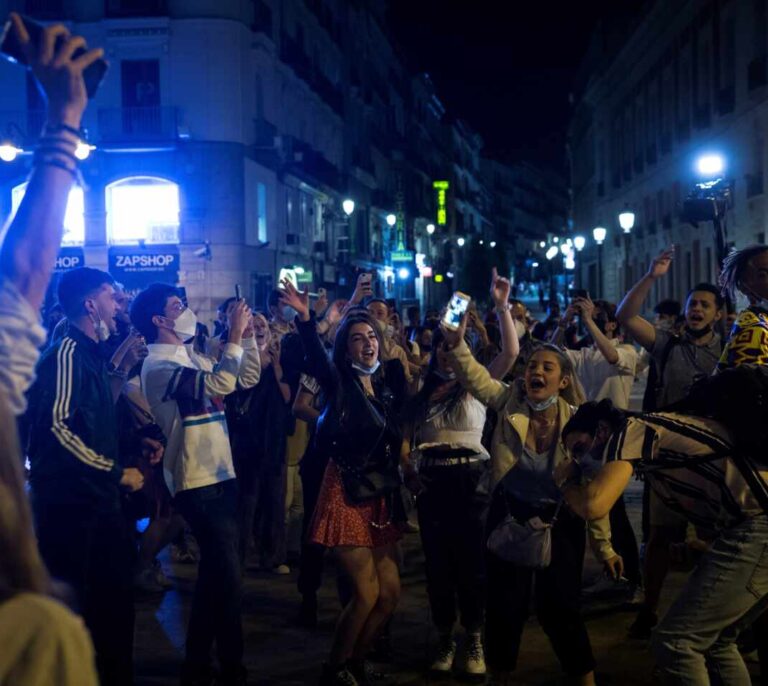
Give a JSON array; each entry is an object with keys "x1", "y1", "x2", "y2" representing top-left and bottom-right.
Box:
[{"x1": 719, "y1": 244, "x2": 768, "y2": 301}]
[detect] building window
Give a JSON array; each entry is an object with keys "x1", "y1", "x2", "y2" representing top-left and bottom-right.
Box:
[
  {"x1": 106, "y1": 177, "x2": 180, "y2": 245},
  {"x1": 11, "y1": 182, "x2": 85, "y2": 246}
]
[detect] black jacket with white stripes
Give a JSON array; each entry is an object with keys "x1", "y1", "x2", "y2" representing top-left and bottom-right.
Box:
[{"x1": 26, "y1": 325, "x2": 123, "y2": 511}]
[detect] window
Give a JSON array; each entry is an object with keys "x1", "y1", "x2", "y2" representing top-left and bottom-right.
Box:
[
  {"x1": 11, "y1": 183, "x2": 84, "y2": 246},
  {"x1": 106, "y1": 177, "x2": 179, "y2": 245}
]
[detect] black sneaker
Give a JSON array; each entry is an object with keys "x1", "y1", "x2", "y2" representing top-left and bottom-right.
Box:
[
  {"x1": 628, "y1": 609, "x2": 658, "y2": 639},
  {"x1": 320, "y1": 663, "x2": 359, "y2": 686}
]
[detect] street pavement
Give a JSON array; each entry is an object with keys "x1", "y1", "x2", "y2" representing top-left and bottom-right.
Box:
[{"x1": 133, "y1": 309, "x2": 760, "y2": 684}]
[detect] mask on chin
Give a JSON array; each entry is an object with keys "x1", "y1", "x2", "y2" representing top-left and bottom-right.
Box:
[
  {"x1": 351, "y1": 360, "x2": 380, "y2": 376},
  {"x1": 526, "y1": 393, "x2": 559, "y2": 412},
  {"x1": 685, "y1": 324, "x2": 712, "y2": 339}
]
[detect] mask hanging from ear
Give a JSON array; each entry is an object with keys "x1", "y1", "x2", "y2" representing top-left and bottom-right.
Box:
[
  {"x1": 351, "y1": 360, "x2": 381, "y2": 376},
  {"x1": 88, "y1": 301, "x2": 111, "y2": 342},
  {"x1": 526, "y1": 394, "x2": 559, "y2": 412}
]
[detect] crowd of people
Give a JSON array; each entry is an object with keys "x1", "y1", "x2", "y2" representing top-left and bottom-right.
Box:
[{"x1": 3, "y1": 14, "x2": 768, "y2": 686}]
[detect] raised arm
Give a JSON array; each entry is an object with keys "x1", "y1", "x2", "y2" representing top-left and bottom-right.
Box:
[
  {"x1": 573, "y1": 296, "x2": 619, "y2": 364},
  {"x1": 0, "y1": 15, "x2": 104, "y2": 312},
  {"x1": 487, "y1": 267, "x2": 519, "y2": 380},
  {"x1": 616, "y1": 248, "x2": 675, "y2": 350}
]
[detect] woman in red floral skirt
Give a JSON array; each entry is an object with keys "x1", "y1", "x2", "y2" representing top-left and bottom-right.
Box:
[{"x1": 281, "y1": 281, "x2": 407, "y2": 686}]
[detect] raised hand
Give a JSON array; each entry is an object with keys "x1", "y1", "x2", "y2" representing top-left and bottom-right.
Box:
[
  {"x1": 572, "y1": 296, "x2": 595, "y2": 320},
  {"x1": 439, "y1": 310, "x2": 468, "y2": 350},
  {"x1": 350, "y1": 273, "x2": 374, "y2": 305},
  {"x1": 10, "y1": 13, "x2": 105, "y2": 129},
  {"x1": 648, "y1": 247, "x2": 675, "y2": 280},
  {"x1": 280, "y1": 279, "x2": 310, "y2": 321},
  {"x1": 490, "y1": 267, "x2": 511, "y2": 307},
  {"x1": 313, "y1": 289, "x2": 329, "y2": 316},
  {"x1": 227, "y1": 300, "x2": 252, "y2": 341}
]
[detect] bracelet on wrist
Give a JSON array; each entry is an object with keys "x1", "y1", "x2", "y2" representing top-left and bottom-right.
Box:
[
  {"x1": 495, "y1": 303, "x2": 511, "y2": 315},
  {"x1": 43, "y1": 122, "x2": 83, "y2": 139}
]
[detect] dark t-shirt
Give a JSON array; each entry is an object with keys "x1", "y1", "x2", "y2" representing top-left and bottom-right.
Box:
[{"x1": 648, "y1": 329, "x2": 722, "y2": 408}]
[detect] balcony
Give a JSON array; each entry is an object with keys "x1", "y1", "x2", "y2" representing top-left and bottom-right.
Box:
[
  {"x1": 105, "y1": 0, "x2": 167, "y2": 17},
  {"x1": 97, "y1": 106, "x2": 178, "y2": 143}
]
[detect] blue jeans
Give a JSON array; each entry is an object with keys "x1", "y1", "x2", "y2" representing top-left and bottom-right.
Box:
[
  {"x1": 652, "y1": 514, "x2": 768, "y2": 685},
  {"x1": 175, "y1": 479, "x2": 243, "y2": 675}
]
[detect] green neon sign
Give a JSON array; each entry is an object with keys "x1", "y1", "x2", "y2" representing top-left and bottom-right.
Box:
[{"x1": 433, "y1": 180, "x2": 449, "y2": 226}]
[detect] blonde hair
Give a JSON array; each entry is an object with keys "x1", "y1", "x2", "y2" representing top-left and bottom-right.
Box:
[
  {"x1": 0, "y1": 392, "x2": 49, "y2": 597},
  {"x1": 521, "y1": 344, "x2": 586, "y2": 407}
]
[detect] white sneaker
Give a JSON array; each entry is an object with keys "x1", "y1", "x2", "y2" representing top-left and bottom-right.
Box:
[
  {"x1": 460, "y1": 633, "x2": 486, "y2": 682},
  {"x1": 272, "y1": 564, "x2": 291, "y2": 575},
  {"x1": 429, "y1": 633, "x2": 456, "y2": 674}
]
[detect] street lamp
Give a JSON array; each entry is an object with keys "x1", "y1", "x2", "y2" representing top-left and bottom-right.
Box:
[
  {"x1": 342, "y1": 199, "x2": 355, "y2": 216},
  {"x1": 386, "y1": 213, "x2": 396, "y2": 227},
  {"x1": 426, "y1": 223, "x2": 435, "y2": 235},
  {"x1": 618, "y1": 208, "x2": 636, "y2": 233},
  {"x1": 397, "y1": 267, "x2": 410, "y2": 280},
  {"x1": 592, "y1": 226, "x2": 607, "y2": 297},
  {"x1": 0, "y1": 143, "x2": 21, "y2": 162},
  {"x1": 457, "y1": 237, "x2": 465, "y2": 247},
  {"x1": 573, "y1": 235, "x2": 586, "y2": 251}
]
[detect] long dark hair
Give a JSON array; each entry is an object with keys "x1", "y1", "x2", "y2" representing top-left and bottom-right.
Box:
[{"x1": 405, "y1": 328, "x2": 468, "y2": 422}]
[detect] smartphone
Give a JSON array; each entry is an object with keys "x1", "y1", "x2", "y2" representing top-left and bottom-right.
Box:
[
  {"x1": 235, "y1": 284, "x2": 242, "y2": 301},
  {"x1": 359, "y1": 272, "x2": 373, "y2": 288},
  {"x1": 318, "y1": 287, "x2": 327, "y2": 298},
  {"x1": 1, "y1": 15, "x2": 109, "y2": 99},
  {"x1": 443, "y1": 291, "x2": 471, "y2": 331},
  {"x1": 571, "y1": 288, "x2": 589, "y2": 300}
]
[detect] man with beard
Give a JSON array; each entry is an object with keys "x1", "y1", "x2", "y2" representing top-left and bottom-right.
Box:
[{"x1": 617, "y1": 247, "x2": 725, "y2": 639}]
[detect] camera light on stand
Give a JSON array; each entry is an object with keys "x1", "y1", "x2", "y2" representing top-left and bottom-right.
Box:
[
  {"x1": 426, "y1": 223, "x2": 436, "y2": 235},
  {"x1": 0, "y1": 143, "x2": 21, "y2": 162},
  {"x1": 546, "y1": 246, "x2": 559, "y2": 260},
  {"x1": 574, "y1": 235, "x2": 586, "y2": 251},
  {"x1": 397, "y1": 267, "x2": 410, "y2": 280},
  {"x1": 342, "y1": 199, "x2": 355, "y2": 216},
  {"x1": 457, "y1": 237, "x2": 465, "y2": 247},
  {"x1": 696, "y1": 154, "x2": 725, "y2": 178},
  {"x1": 592, "y1": 226, "x2": 607, "y2": 245},
  {"x1": 386, "y1": 213, "x2": 396, "y2": 227}
]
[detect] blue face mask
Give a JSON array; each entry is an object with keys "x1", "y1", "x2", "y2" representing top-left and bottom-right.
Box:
[
  {"x1": 526, "y1": 394, "x2": 559, "y2": 412},
  {"x1": 351, "y1": 360, "x2": 381, "y2": 376}
]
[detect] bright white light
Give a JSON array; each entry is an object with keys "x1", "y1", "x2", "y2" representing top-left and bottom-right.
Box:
[
  {"x1": 446, "y1": 271, "x2": 455, "y2": 278},
  {"x1": 0, "y1": 144, "x2": 20, "y2": 162},
  {"x1": 546, "y1": 246, "x2": 559, "y2": 260},
  {"x1": 457, "y1": 237, "x2": 465, "y2": 247},
  {"x1": 386, "y1": 213, "x2": 396, "y2": 227},
  {"x1": 75, "y1": 141, "x2": 95, "y2": 161},
  {"x1": 426, "y1": 223, "x2": 436, "y2": 235},
  {"x1": 574, "y1": 235, "x2": 586, "y2": 251},
  {"x1": 293, "y1": 266, "x2": 305, "y2": 275},
  {"x1": 565, "y1": 256, "x2": 576, "y2": 270},
  {"x1": 565, "y1": 238, "x2": 573, "y2": 248},
  {"x1": 397, "y1": 267, "x2": 410, "y2": 280},
  {"x1": 12, "y1": 182, "x2": 84, "y2": 245},
  {"x1": 539, "y1": 241, "x2": 546, "y2": 248},
  {"x1": 479, "y1": 239, "x2": 484, "y2": 245},
  {"x1": 619, "y1": 210, "x2": 635, "y2": 233},
  {"x1": 553, "y1": 236, "x2": 559, "y2": 243},
  {"x1": 490, "y1": 241, "x2": 497, "y2": 248},
  {"x1": 532, "y1": 261, "x2": 539, "y2": 268},
  {"x1": 696, "y1": 154, "x2": 725, "y2": 177},
  {"x1": 592, "y1": 226, "x2": 607, "y2": 244},
  {"x1": 384, "y1": 267, "x2": 395, "y2": 279},
  {"x1": 560, "y1": 244, "x2": 570, "y2": 255},
  {"x1": 342, "y1": 198, "x2": 355, "y2": 216},
  {"x1": 107, "y1": 177, "x2": 180, "y2": 244}
]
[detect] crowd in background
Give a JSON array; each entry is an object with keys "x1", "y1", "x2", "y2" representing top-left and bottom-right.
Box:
[{"x1": 4, "y1": 15, "x2": 768, "y2": 686}]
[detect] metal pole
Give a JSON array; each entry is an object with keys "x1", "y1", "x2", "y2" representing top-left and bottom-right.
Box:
[{"x1": 597, "y1": 244, "x2": 604, "y2": 298}]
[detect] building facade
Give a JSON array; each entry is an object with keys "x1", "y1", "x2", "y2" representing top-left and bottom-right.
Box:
[
  {"x1": 0, "y1": 0, "x2": 498, "y2": 326},
  {"x1": 570, "y1": 0, "x2": 768, "y2": 311}
]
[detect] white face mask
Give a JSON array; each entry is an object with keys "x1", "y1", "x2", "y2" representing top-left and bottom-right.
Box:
[
  {"x1": 88, "y1": 300, "x2": 112, "y2": 342},
  {"x1": 351, "y1": 360, "x2": 381, "y2": 376},
  {"x1": 173, "y1": 308, "x2": 198, "y2": 342}
]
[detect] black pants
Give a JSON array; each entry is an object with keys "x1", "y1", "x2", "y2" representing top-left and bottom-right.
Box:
[
  {"x1": 609, "y1": 494, "x2": 641, "y2": 586},
  {"x1": 175, "y1": 479, "x2": 243, "y2": 675},
  {"x1": 416, "y1": 461, "x2": 489, "y2": 633},
  {"x1": 35, "y1": 502, "x2": 135, "y2": 686},
  {"x1": 484, "y1": 494, "x2": 596, "y2": 676},
  {"x1": 297, "y1": 451, "x2": 328, "y2": 598}
]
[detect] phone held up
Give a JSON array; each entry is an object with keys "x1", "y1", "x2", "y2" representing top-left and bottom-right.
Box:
[
  {"x1": 570, "y1": 288, "x2": 589, "y2": 300},
  {"x1": 0, "y1": 15, "x2": 109, "y2": 98},
  {"x1": 235, "y1": 284, "x2": 242, "y2": 301},
  {"x1": 443, "y1": 291, "x2": 471, "y2": 331}
]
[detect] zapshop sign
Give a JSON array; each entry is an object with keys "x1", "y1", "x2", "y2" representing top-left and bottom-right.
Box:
[{"x1": 108, "y1": 245, "x2": 180, "y2": 289}]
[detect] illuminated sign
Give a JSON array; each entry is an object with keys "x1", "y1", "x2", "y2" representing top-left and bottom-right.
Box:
[
  {"x1": 391, "y1": 250, "x2": 415, "y2": 262},
  {"x1": 419, "y1": 266, "x2": 433, "y2": 278},
  {"x1": 433, "y1": 180, "x2": 449, "y2": 226},
  {"x1": 434, "y1": 273, "x2": 444, "y2": 283}
]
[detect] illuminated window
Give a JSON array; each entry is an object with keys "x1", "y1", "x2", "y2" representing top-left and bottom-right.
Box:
[
  {"x1": 106, "y1": 176, "x2": 179, "y2": 244},
  {"x1": 11, "y1": 182, "x2": 85, "y2": 246}
]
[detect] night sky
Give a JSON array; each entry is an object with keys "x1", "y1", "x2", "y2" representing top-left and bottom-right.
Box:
[{"x1": 387, "y1": 0, "x2": 643, "y2": 174}]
